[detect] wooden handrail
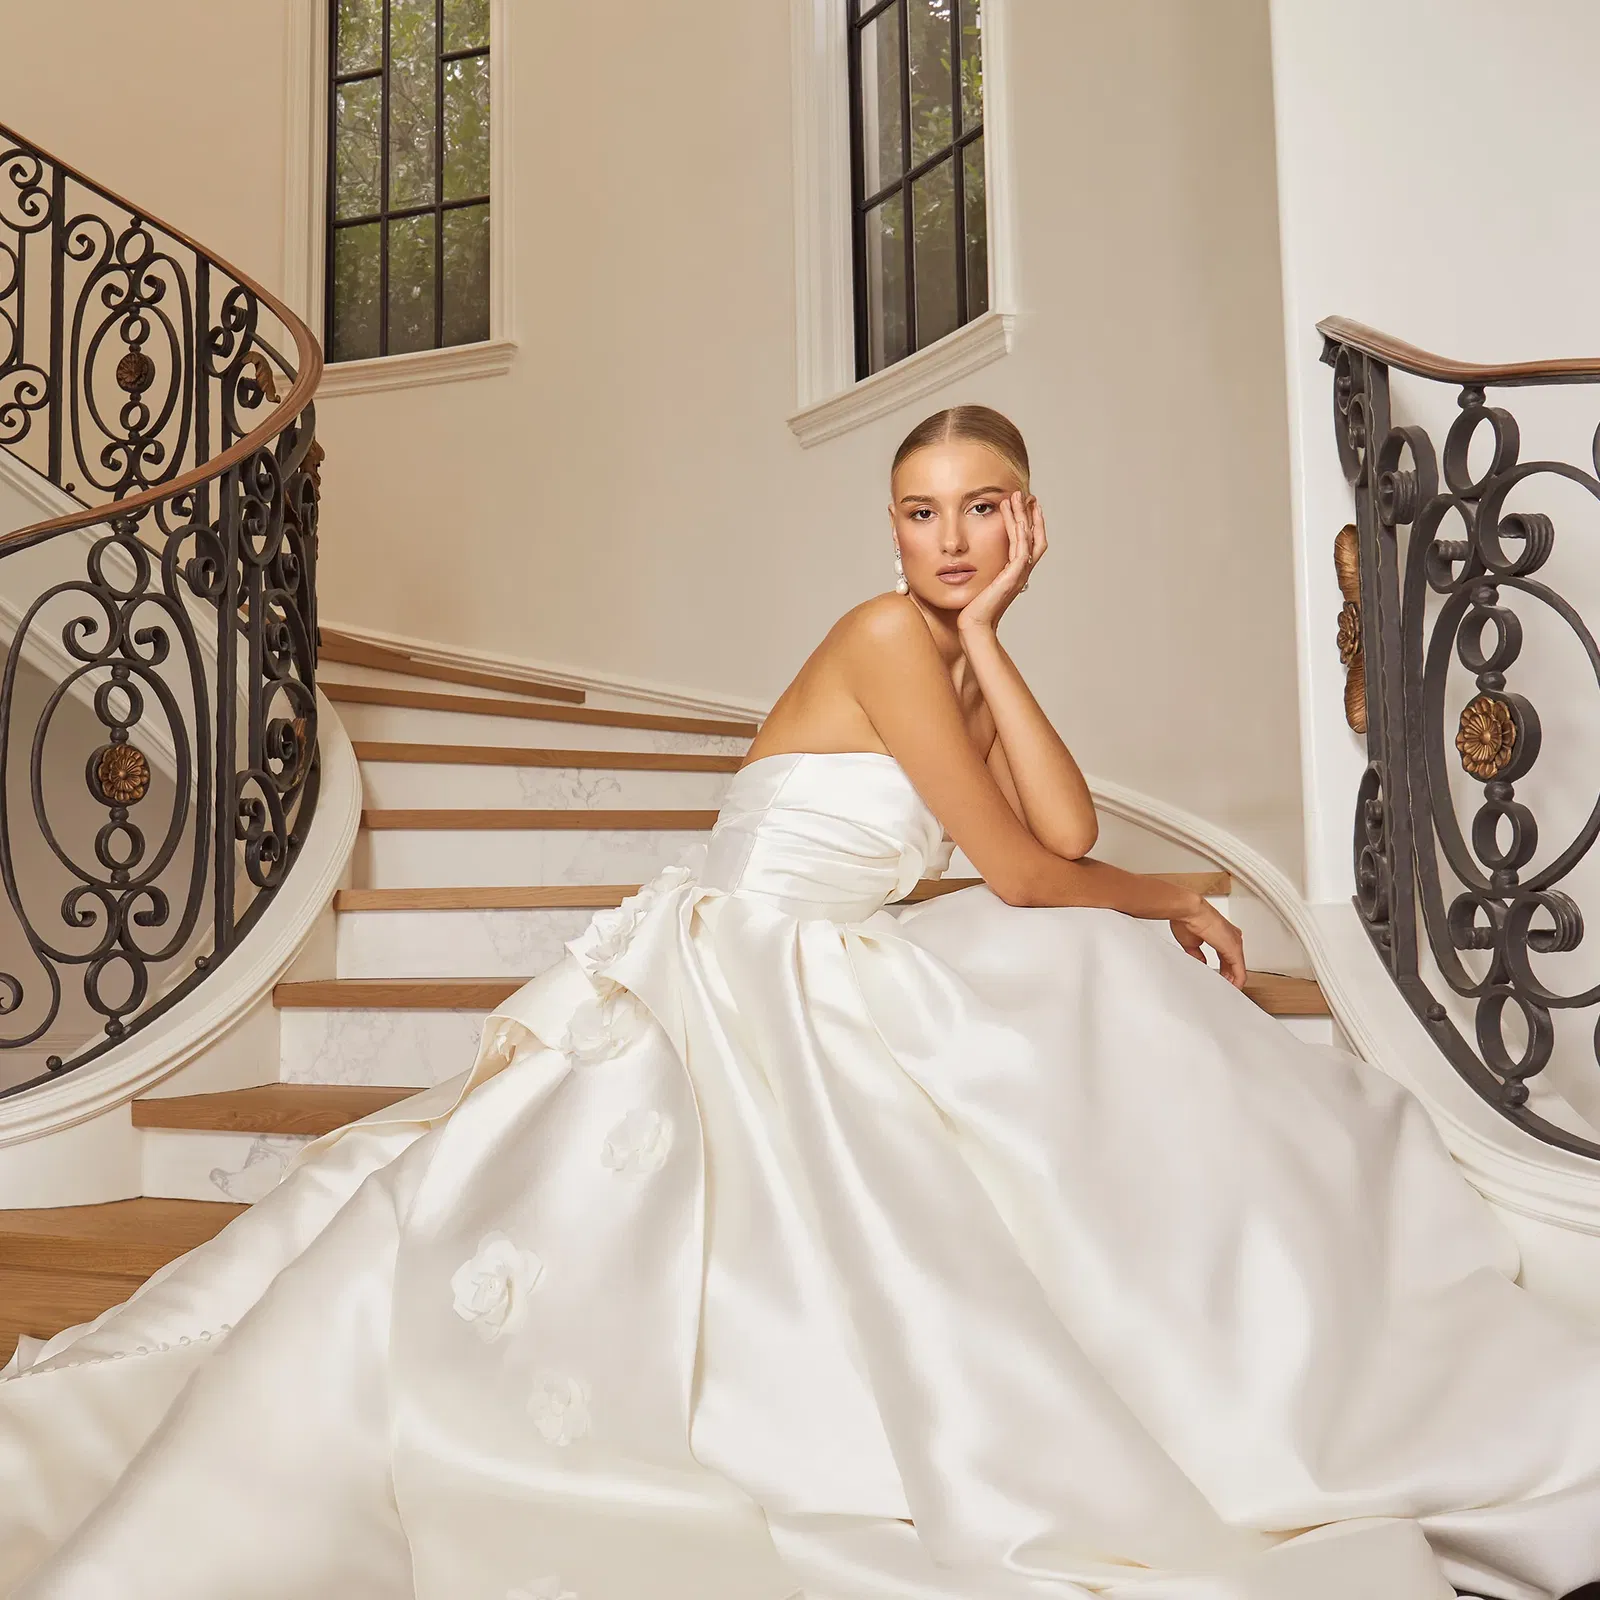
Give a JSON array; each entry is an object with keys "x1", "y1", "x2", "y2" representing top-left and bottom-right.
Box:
[
  {"x1": 0, "y1": 121, "x2": 323, "y2": 550},
  {"x1": 1317, "y1": 315, "x2": 1600, "y2": 389}
]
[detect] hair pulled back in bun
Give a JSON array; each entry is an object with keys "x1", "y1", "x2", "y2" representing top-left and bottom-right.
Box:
[{"x1": 891, "y1": 405, "x2": 1030, "y2": 493}]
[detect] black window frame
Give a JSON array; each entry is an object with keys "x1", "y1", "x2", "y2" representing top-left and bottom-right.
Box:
[
  {"x1": 846, "y1": 0, "x2": 986, "y2": 381},
  {"x1": 325, "y1": 0, "x2": 492, "y2": 361}
]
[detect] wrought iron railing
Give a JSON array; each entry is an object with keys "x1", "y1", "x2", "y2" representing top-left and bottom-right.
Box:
[
  {"x1": 0, "y1": 122, "x2": 322, "y2": 1096},
  {"x1": 1322, "y1": 316, "x2": 1600, "y2": 1158}
]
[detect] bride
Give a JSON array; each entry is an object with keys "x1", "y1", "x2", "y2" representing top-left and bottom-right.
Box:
[{"x1": 5, "y1": 406, "x2": 1600, "y2": 1600}]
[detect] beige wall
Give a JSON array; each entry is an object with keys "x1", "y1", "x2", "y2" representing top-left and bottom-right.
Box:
[{"x1": 0, "y1": 0, "x2": 1306, "y2": 879}]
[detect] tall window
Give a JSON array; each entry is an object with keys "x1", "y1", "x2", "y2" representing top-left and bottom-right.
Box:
[
  {"x1": 326, "y1": 0, "x2": 491, "y2": 362},
  {"x1": 848, "y1": 0, "x2": 987, "y2": 379}
]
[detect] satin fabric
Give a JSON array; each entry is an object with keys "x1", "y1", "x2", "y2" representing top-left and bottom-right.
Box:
[{"x1": 6, "y1": 750, "x2": 1600, "y2": 1598}]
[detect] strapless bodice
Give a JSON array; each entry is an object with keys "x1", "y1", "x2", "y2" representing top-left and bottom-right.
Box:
[{"x1": 701, "y1": 752, "x2": 953, "y2": 922}]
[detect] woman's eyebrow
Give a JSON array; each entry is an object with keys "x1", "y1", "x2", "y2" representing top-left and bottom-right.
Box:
[{"x1": 898, "y1": 485, "x2": 1011, "y2": 505}]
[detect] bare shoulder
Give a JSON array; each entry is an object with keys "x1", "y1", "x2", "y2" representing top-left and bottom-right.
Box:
[{"x1": 827, "y1": 593, "x2": 941, "y2": 663}]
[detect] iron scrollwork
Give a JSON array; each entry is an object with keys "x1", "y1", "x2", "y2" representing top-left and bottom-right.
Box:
[
  {"x1": 0, "y1": 122, "x2": 321, "y2": 1096},
  {"x1": 1324, "y1": 326, "x2": 1600, "y2": 1157}
]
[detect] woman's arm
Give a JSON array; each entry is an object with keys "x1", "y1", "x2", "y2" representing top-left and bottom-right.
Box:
[
  {"x1": 963, "y1": 491, "x2": 1097, "y2": 857},
  {"x1": 977, "y1": 643, "x2": 1096, "y2": 858},
  {"x1": 837, "y1": 599, "x2": 1246, "y2": 984}
]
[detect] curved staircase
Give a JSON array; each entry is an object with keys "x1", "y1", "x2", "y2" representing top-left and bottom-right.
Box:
[{"x1": 0, "y1": 632, "x2": 1332, "y2": 1363}]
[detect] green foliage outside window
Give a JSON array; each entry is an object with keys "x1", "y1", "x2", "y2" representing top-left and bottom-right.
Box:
[{"x1": 329, "y1": 0, "x2": 490, "y2": 362}]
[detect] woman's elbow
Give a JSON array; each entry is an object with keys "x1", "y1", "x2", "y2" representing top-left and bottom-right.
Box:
[
  {"x1": 988, "y1": 865, "x2": 1048, "y2": 908},
  {"x1": 1049, "y1": 822, "x2": 1098, "y2": 861}
]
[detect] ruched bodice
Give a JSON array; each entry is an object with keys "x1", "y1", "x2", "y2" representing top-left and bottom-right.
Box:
[{"x1": 701, "y1": 751, "x2": 954, "y2": 922}]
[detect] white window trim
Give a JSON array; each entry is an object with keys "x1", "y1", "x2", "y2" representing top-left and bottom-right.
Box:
[
  {"x1": 787, "y1": 0, "x2": 1018, "y2": 448},
  {"x1": 282, "y1": 0, "x2": 517, "y2": 398}
]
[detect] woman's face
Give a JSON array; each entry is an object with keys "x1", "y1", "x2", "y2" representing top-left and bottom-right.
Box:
[{"x1": 888, "y1": 439, "x2": 1030, "y2": 613}]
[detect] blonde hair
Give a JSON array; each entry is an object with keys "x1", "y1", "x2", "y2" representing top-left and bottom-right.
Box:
[{"x1": 891, "y1": 405, "x2": 1031, "y2": 495}]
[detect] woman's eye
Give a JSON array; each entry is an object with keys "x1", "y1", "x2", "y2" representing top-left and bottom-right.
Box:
[
  {"x1": 971, "y1": 501, "x2": 994, "y2": 515},
  {"x1": 911, "y1": 508, "x2": 933, "y2": 520}
]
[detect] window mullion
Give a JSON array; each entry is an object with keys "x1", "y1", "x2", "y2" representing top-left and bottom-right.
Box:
[
  {"x1": 325, "y1": 1, "x2": 340, "y2": 354},
  {"x1": 434, "y1": 0, "x2": 446, "y2": 349},
  {"x1": 859, "y1": 125, "x2": 981, "y2": 214},
  {"x1": 951, "y1": 0, "x2": 967, "y2": 328},
  {"x1": 379, "y1": 0, "x2": 392, "y2": 357},
  {"x1": 899, "y1": 0, "x2": 915, "y2": 356},
  {"x1": 846, "y1": 12, "x2": 870, "y2": 380}
]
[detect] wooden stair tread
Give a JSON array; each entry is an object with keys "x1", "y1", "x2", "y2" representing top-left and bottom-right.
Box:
[
  {"x1": 333, "y1": 870, "x2": 1233, "y2": 913},
  {"x1": 275, "y1": 978, "x2": 523, "y2": 1008},
  {"x1": 0, "y1": 1265, "x2": 151, "y2": 1365},
  {"x1": 1241, "y1": 972, "x2": 1328, "y2": 1016},
  {"x1": 327, "y1": 682, "x2": 757, "y2": 738},
  {"x1": 362, "y1": 808, "x2": 718, "y2": 831},
  {"x1": 352, "y1": 742, "x2": 742, "y2": 772},
  {"x1": 318, "y1": 632, "x2": 585, "y2": 703},
  {"x1": 133, "y1": 1083, "x2": 415, "y2": 1136},
  {"x1": 277, "y1": 969, "x2": 1326, "y2": 1017},
  {"x1": 0, "y1": 1198, "x2": 244, "y2": 1277}
]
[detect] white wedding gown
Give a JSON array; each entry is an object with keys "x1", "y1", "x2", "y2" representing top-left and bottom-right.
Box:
[{"x1": 6, "y1": 751, "x2": 1600, "y2": 1600}]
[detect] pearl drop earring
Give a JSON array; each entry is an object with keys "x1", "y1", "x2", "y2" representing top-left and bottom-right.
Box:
[{"x1": 893, "y1": 546, "x2": 909, "y2": 596}]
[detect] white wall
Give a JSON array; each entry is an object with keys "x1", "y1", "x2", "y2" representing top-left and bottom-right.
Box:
[
  {"x1": 2, "y1": 0, "x2": 1307, "y2": 879},
  {"x1": 1270, "y1": 0, "x2": 1600, "y2": 902}
]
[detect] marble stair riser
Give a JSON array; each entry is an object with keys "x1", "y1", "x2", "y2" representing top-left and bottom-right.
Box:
[
  {"x1": 357, "y1": 828, "x2": 713, "y2": 890},
  {"x1": 359, "y1": 763, "x2": 735, "y2": 811},
  {"x1": 141, "y1": 1127, "x2": 314, "y2": 1204},
  {"x1": 332, "y1": 701, "x2": 751, "y2": 756},
  {"x1": 337, "y1": 907, "x2": 594, "y2": 979},
  {"x1": 278, "y1": 1006, "x2": 492, "y2": 1087}
]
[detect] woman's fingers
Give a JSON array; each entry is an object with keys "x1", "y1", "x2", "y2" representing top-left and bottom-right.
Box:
[
  {"x1": 1213, "y1": 925, "x2": 1247, "y2": 987},
  {"x1": 1002, "y1": 492, "x2": 1023, "y2": 569}
]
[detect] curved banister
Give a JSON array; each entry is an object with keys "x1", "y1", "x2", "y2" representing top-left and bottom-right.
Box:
[
  {"x1": 1317, "y1": 315, "x2": 1600, "y2": 389},
  {"x1": 0, "y1": 120, "x2": 322, "y2": 551},
  {"x1": 0, "y1": 121, "x2": 324, "y2": 1097},
  {"x1": 1320, "y1": 316, "x2": 1600, "y2": 1160}
]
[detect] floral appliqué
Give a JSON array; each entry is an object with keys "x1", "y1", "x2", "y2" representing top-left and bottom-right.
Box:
[
  {"x1": 450, "y1": 1232, "x2": 544, "y2": 1342},
  {"x1": 572, "y1": 860, "x2": 697, "y2": 982},
  {"x1": 560, "y1": 986, "x2": 645, "y2": 1068},
  {"x1": 482, "y1": 1015, "x2": 531, "y2": 1066},
  {"x1": 600, "y1": 1107, "x2": 673, "y2": 1176},
  {"x1": 506, "y1": 1580, "x2": 577, "y2": 1600},
  {"x1": 528, "y1": 1369, "x2": 592, "y2": 1445}
]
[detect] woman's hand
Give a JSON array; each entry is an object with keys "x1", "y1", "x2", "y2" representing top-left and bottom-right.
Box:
[
  {"x1": 1169, "y1": 899, "x2": 1247, "y2": 988},
  {"x1": 958, "y1": 490, "x2": 1046, "y2": 636}
]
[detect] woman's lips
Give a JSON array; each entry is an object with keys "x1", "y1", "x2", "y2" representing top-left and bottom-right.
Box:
[{"x1": 936, "y1": 567, "x2": 977, "y2": 585}]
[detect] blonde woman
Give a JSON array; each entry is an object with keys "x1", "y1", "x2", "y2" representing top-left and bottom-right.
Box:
[{"x1": 6, "y1": 407, "x2": 1600, "y2": 1600}]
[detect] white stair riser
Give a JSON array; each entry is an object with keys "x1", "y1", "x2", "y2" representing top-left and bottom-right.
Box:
[
  {"x1": 360, "y1": 763, "x2": 733, "y2": 811},
  {"x1": 338, "y1": 907, "x2": 592, "y2": 978},
  {"x1": 280, "y1": 1006, "x2": 487, "y2": 1087},
  {"x1": 142, "y1": 1127, "x2": 311, "y2": 1203},
  {"x1": 333, "y1": 701, "x2": 750, "y2": 755},
  {"x1": 357, "y1": 828, "x2": 712, "y2": 889}
]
